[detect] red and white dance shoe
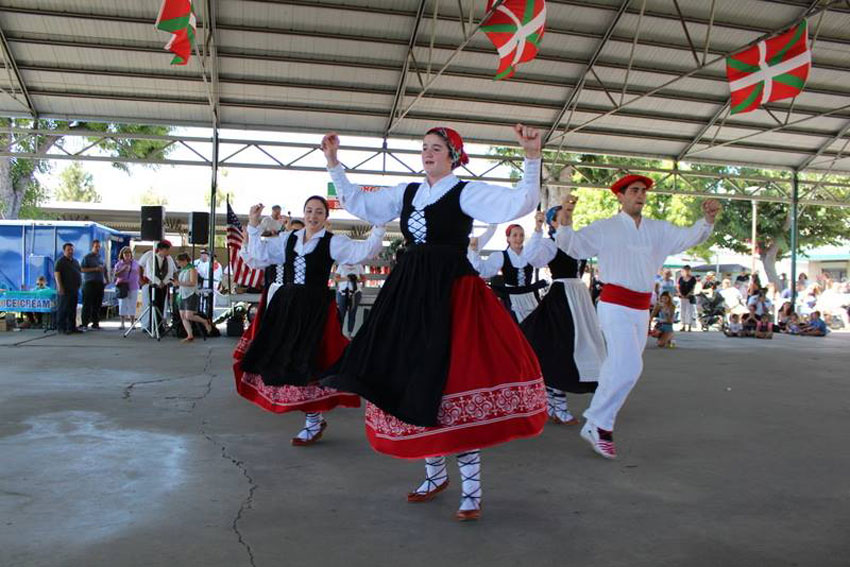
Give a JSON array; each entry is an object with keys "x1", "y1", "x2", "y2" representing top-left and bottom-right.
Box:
[
  {"x1": 580, "y1": 421, "x2": 617, "y2": 459},
  {"x1": 548, "y1": 411, "x2": 580, "y2": 426},
  {"x1": 453, "y1": 451, "x2": 481, "y2": 522},
  {"x1": 407, "y1": 479, "x2": 450, "y2": 502},
  {"x1": 291, "y1": 416, "x2": 328, "y2": 447},
  {"x1": 408, "y1": 456, "x2": 450, "y2": 502}
]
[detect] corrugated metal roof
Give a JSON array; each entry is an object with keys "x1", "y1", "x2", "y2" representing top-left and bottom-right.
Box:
[{"x1": 0, "y1": 0, "x2": 848, "y2": 173}]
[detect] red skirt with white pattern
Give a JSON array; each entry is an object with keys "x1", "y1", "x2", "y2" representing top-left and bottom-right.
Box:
[
  {"x1": 364, "y1": 275, "x2": 546, "y2": 459},
  {"x1": 233, "y1": 292, "x2": 360, "y2": 414}
]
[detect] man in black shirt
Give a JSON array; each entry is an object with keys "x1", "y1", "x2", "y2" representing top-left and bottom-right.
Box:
[
  {"x1": 80, "y1": 239, "x2": 107, "y2": 329},
  {"x1": 54, "y1": 243, "x2": 82, "y2": 334}
]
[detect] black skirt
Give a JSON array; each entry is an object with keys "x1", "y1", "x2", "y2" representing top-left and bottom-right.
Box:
[
  {"x1": 520, "y1": 282, "x2": 598, "y2": 394},
  {"x1": 324, "y1": 245, "x2": 473, "y2": 427},
  {"x1": 241, "y1": 284, "x2": 333, "y2": 386}
]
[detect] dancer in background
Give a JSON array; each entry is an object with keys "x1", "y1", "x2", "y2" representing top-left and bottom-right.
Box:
[
  {"x1": 322, "y1": 124, "x2": 546, "y2": 521},
  {"x1": 233, "y1": 196, "x2": 384, "y2": 446},
  {"x1": 521, "y1": 204, "x2": 605, "y2": 425},
  {"x1": 555, "y1": 175, "x2": 720, "y2": 459},
  {"x1": 472, "y1": 223, "x2": 543, "y2": 323}
]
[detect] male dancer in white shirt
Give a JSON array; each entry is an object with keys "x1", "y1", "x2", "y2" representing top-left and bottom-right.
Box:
[{"x1": 555, "y1": 175, "x2": 721, "y2": 459}]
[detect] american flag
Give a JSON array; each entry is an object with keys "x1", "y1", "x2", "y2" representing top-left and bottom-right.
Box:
[{"x1": 226, "y1": 202, "x2": 264, "y2": 289}]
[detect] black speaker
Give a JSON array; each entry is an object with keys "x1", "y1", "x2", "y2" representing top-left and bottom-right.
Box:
[
  {"x1": 188, "y1": 211, "x2": 210, "y2": 244},
  {"x1": 141, "y1": 206, "x2": 164, "y2": 241}
]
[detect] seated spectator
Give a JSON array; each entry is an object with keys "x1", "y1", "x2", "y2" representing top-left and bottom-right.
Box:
[
  {"x1": 747, "y1": 288, "x2": 773, "y2": 317},
  {"x1": 651, "y1": 291, "x2": 676, "y2": 348},
  {"x1": 741, "y1": 305, "x2": 759, "y2": 337},
  {"x1": 775, "y1": 301, "x2": 794, "y2": 332},
  {"x1": 754, "y1": 314, "x2": 774, "y2": 339},
  {"x1": 724, "y1": 314, "x2": 743, "y2": 337},
  {"x1": 23, "y1": 276, "x2": 49, "y2": 328},
  {"x1": 719, "y1": 278, "x2": 747, "y2": 315},
  {"x1": 786, "y1": 313, "x2": 802, "y2": 335},
  {"x1": 800, "y1": 311, "x2": 829, "y2": 337}
]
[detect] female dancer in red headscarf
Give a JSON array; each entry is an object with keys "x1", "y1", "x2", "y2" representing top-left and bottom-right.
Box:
[
  {"x1": 321, "y1": 124, "x2": 546, "y2": 521},
  {"x1": 233, "y1": 196, "x2": 384, "y2": 446}
]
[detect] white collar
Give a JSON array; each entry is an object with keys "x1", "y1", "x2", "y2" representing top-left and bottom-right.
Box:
[
  {"x1": 298, "y1": 227, "x2": 327, "y2": 243},
  {"x1": 420, "y1": 173, "x2": 460, "y2": 191},
  {"x1": 617, "y1": 210, "x2": 644, "y2": 230},
  {"x1": 506, "y1": 247, "x2": 526, "y2": 265}
]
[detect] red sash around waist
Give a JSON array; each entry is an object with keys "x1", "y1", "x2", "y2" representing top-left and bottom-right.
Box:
[{"x1": 600, "y1": 284, "x2": 652, "y2": 310}]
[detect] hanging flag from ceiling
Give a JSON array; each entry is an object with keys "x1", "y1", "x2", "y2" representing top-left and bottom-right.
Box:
[
  {"x1": 155, "y1": 0, "x2": 197, "y2": 66},
  {"x1": 726, "y1": 19, "x2": 811, "y2": 115},
  {"x1": 482, "y1": 0, "x2": 547, "y2": 80}
]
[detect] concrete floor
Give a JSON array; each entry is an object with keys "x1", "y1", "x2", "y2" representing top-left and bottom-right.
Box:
[{"x1": 1, "y1": 327, "x2": 848, "y2": 567}]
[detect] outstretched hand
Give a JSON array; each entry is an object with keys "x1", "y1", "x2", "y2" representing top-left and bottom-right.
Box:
[
  {"x1": 534, "y1": 211, "x2": 545, "y2": 232},
  {"x1": 248, "y1": 203, "x2": 264, "y2": 227},
  {"x1": 702, "y1": 199, "x2": 722, "y2": 224},
  {"x1": 514, "y1": 123, "x2": 542, "y2": 159},
  {"x1": 321, "y1": 132, "x2": 341, "y2": 167}
]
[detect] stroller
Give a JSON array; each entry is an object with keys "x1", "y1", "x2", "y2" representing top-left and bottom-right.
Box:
[{"x1": 697, "y1": 292, "x2": 726, "y2": 331}]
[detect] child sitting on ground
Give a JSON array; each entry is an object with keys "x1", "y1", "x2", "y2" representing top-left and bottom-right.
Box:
[
  {"x1": 724, "y1": 313, "x2": 743, "y2": 337},
  {"x1": 754, "y1": 313, "x2": 774, "y2": 339},
  {"x1": 786, "y1": 313, "x2": 802, "y2": 335},
  {"x1": 651, "y1": 291, "x2": 676, "y2": 348},
  {"x1": 741, "y1": 304, "x2": 759, "y2": 337}
]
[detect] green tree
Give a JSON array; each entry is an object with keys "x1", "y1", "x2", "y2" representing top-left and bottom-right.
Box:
[
  {"x1": 684, "y1": 164, "x2": 850, "y2": 285},
  {"x1": 203, "y1": 187, "x2": 235, "y2": 209},
  {"x1": 490, "y1": 148, "x2": 707, "y2": 257},
  {"x1": 140, "y1": 186, "x2": 168, "y2": 206},
  {"x1": 0, "y1": 118, "x2": 173, "y2": 219},
  {"x1": 55, "y1": 161, "x2": 101, "y2": 203}
]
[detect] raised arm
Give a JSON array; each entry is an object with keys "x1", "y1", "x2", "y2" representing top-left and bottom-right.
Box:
[
  {"x1": 245, "y1": 203, "x2": 288, "y2": 268},
  {"x1": 664, "y1": 199, "x2": 721, "y2": 255},
  {"x1": 330, "y1": 226, "x2": 387, "y2": 264},
  {"x1": 476, "y1": 251, "x2": 505, "y2": 278},
  {"x1": 322, "y1": 132, "x2": 405, "y2": 224},
  {"x1": 476, "y1": 224, "x2": 498, "y2": 250},
  {"x1": 458, "y1": 125, "x2": 542, "y2": 223},
  {"x1": 524, "y1": 228, "x2": 557, "y2": 268}
]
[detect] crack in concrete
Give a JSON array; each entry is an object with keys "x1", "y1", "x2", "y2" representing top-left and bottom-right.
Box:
[
  {"x1": 194, "y1": 348, "x2": 257, "y2": 567},
  {"x1": 123, "y1": 351, "x2": 215, "y2": 402},
  {"x1": 202, "y1": 425, "x2": 258, "y2": 567}
]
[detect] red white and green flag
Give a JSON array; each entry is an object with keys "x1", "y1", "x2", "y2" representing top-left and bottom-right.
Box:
[
  {"x1": 482, "y1": 0, "x2": 547, "y2": 80},
  {"x1": 155, "y1": 0, "x2": 196, "y2": 66},
  {"x1": 726, "y1": 19, "x2": 811, "y2": 115}
]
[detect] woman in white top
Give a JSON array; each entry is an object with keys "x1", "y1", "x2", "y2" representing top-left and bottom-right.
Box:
[
  {"x1": 233, "y1": 196, "x2": 385, "y2": 446},
  {"x1": 173, "y1": 253, "x2": 212, "y2": 343},
  {"x1": 471, "y1": 223, "x2": 548, "y2": 323},
  {"x1": 321, "y1": 124, "x2": 546, "y2": 522}
]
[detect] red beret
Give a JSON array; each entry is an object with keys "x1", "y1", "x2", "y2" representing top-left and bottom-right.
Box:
[{"x1": 610, "y1": 174, "x2": 654, "y2": 194}]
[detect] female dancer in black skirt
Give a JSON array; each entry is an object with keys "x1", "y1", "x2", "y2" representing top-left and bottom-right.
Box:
[
  {"x1": 233, "y1": 196, "x2": 384, "y2": 446},
  {"x1": 471, "y1": 223, "x2": 552, "y2": 323},
  {"x1": 521, "y1": 204, "x2": 606, "y2": 425},
  {"x1": 322, "y1": 124, "x2": 547, "y2": 521}
]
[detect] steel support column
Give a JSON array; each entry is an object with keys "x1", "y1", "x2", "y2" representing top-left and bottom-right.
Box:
[
  {"x1": 206, "y1": 127, "x2": 219, "y2": 319},
  {"x1": 790, "y1": 171, "x2": 799, "y2": 307}
]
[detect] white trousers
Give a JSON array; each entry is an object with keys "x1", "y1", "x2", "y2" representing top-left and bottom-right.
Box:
[
  {"x1": 680, "y1": 297, "x2": 695, "y2": 327},
  {"x1": 583, "y1": 302, "x2": 649, "y2": 431}
]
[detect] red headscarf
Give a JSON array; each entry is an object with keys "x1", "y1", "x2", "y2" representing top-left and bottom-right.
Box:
[
  {"x1": 426, "y1": 127, "x2": 470, "y2": 170},
  {"x1": 505, "y1": 224, "x2": 523, "y2": 238}
]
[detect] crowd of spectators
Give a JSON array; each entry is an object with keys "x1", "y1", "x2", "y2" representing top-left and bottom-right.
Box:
[{"x1": 644, "y1": 265, "x2": 847, "y2": 341}]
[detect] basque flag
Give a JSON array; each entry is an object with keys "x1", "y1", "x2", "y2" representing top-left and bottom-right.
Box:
[
  {"x1": 726, "y1": 20, "x2": 811, "y2": 115},
  {"x1": 482, "y1": 0, "x2": 547, "y2": 80}
]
